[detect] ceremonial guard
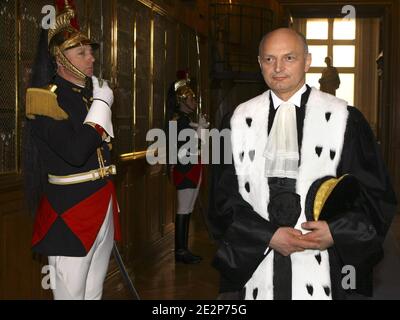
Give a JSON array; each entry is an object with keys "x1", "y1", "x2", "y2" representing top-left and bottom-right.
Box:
[
  {"x1": 166, "y1": 71, "x2": 209, "y2": 264},
  {"x1": 24, "y1": 0, "x2": 120, "y2": 299}
]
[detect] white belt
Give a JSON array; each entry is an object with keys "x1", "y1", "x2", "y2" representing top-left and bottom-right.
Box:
[{"x1": 48, "y1": 165, "x2": 117, "y2": 185}]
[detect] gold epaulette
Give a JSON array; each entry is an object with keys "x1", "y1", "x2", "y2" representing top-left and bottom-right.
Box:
[{"x1": 26, "y1": 85, "x2": 69, "y2": 120}]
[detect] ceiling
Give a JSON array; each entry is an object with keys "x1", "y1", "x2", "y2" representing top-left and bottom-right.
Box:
[{"x1": 276, "y1": 0, "x2": 391, "y2": 18}]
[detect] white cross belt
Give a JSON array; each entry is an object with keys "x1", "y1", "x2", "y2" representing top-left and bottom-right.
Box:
[{"x1": 48, "y1": 165, "x2": 117, "y2": 185}]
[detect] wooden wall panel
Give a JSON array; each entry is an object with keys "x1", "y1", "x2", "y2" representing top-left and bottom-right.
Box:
[
  {"x1": 0, "y1": 185, "x2": 51, "y2": 299},
  {"x1": 0, "y1": 0, "x2": 209, "y2": 298},
  {"x1": 147, "y1": 165, "x2": 163, "y2": 243},
  {"x1": 116, "y1": 158, "x2": 176, "y2": 268},
  {"x1": 163, "y1": 177, "x2": 176, "y2": 235},
  {"x1": 388, "y1": 1, "x2": 400, "y2": 198}
]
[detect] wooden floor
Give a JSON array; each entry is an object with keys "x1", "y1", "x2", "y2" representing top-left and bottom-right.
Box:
[
  {"x1": 102, "y1": 212, "x2": 220, "y2": 300},
  {"x1": 103, "y1": 213, "x2": 400, "y2": 300}
]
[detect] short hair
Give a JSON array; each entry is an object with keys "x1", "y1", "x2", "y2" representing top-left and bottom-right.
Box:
[{"x1": 258, "y1": 28, "x2": 309, "y2": 56}]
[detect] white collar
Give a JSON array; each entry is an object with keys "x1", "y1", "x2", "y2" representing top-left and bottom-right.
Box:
[{"x1": 271, "y1": 84, "x2": 307, "y2": 109}]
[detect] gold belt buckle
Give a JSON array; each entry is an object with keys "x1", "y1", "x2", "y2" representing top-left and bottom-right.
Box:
[{"x1": 106, "y1": 165, "x2": 116, "y2": 176}]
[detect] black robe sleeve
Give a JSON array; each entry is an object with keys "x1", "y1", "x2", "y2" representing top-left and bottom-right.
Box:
[
  {"x1": 329, "y1": 106, "x2": 397, "y2": 296},
  {"x1": 208, "y1": 112, "x2": 278, "y2": 292}
]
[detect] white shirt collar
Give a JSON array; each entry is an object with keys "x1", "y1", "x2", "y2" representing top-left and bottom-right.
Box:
[{"x1": 270, "y1": 84, "x2": 307, "y2": 109}]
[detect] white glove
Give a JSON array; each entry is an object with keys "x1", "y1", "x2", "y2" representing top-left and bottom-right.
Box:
[
  {"x1": 198, "y1": 114, "x2": 210, "y2": 129},
  {"x1": 83, "y1": 76, "x2": 114, "y2": 138},
  {"x1": 92, "y1": 76, "x2": 114, "y2": 108},
  {"x1": 189, "y1": 114, "x2": 209, "y2": 146},
  {"x1": 189, "y1": 114, "x2": 210, "y2": 130}
]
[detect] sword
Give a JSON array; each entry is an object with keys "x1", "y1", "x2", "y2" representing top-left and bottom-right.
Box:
[{"x1": 112, "y1": 242, "x2": 140, "y2": 300}]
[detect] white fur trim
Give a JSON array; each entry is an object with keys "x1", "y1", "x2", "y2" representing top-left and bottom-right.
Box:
[
  {"x1": 230, "y1": 87, "x2": 349, "y2": 300},
  {"x1": 231, "y1": 91, "x2": 271, "y2": 219}
]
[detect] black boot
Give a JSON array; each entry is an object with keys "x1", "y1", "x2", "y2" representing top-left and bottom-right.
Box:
[{"x1": 175, "y1": 214, "x2": 202, "y2": 264}]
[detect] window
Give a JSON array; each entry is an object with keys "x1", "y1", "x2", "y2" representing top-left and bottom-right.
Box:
[{"x1": 304, "y1": 18, "x2": 356, "y2": 105}]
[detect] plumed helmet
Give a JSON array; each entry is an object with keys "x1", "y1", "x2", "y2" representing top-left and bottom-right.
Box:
[
  {"x1": 48, "y1": 0, "x2": 98, "y2": 82},
  {"x1": 174, "y1": 79, "x2": 195, "y2": 104}
]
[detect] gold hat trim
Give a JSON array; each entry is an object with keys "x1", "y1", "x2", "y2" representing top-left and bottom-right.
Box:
[
  {"x1": 48, "y1": 3, "x2": 76, "y2": 45},
  {"x1": 58, "y1": 32, "x2": 93, "y2": 52},
  {"x1": 54, "y1": 46, "x2": 87, "y2": 82},
  {"x1": 174, "y1": 79, "x2": 188, "y2": 92},
  {"x1": 174, "y1": 80, "x2": 195, "y2": 102},
  {"x1": 313, "y1": 174, "x2": 348, "y2": 221}
]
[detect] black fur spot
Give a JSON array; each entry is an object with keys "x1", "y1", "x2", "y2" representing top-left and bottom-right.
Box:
[
  {"x1": 323, "y1": 286, "x2": 331, "y2": 296},
  {"x1": 239, "y1": 151, "x2": 245, "y2": 162},
  {"x1": 253, "y1": 288, "x2": 258, "y2": 300},
  {"x1": 249, "y1": 150, "x2": 255, "y2": 162},
  {"x1": 245, "y1": 182, "x2": 250, "y2": 193},
  {"x1": 325, "y1": 112, "x2": 332, "y2": 122},
  {"x1": 315, "y1": 253, "x2": 321, "y2": 265},
  {"x1": 306, "y1": 284, "x2": 314, "y2": 296},
  {"x1": 330, "y1": 150, "x2": 336, "y2": 160},
  {"x1": 246, "y1": 118, "x2": 253, "y2": 127},
  {"x1": 315, "y1": 146, "x2": 323, "y2": 157}
]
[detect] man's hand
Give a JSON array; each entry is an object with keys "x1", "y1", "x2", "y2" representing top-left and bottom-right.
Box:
[
  {"x1": 92, "y1": 76, "x2": 114, "y2": 108},
  {"x1": 269, "y1": 227, "x2": 318, "y2": 256},
  {"x1": 300, "y1": 221, "x2": 334, "y2": 250}
]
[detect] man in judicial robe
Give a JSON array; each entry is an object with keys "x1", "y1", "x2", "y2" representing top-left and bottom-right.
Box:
[{"x1": 209, "y1": 28, "x2": 396, "y2": 300}]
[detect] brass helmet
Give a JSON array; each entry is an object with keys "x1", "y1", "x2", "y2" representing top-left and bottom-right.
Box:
[
  {"x1": 174, "y1": 79, "x2": 196, "y2": 104},
  {"x1": 48, "y1": 0, "x2": 98, "y2": 82}
]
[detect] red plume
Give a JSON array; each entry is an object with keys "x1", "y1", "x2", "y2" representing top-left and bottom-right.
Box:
[
  {"x1": 55, "y1": 0, "x2": 80, "y2": 30},
  {"x1": 176, "y1": 69, "x2": 189, "y2": 80}
]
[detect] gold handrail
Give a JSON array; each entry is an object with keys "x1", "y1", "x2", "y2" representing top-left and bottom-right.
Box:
[
  {"x1": 119, "y1": 148, "x2": 159, "y2": 162},
  {"x1": 119, "y1": 151, "x2": 148, "y2": 162}
]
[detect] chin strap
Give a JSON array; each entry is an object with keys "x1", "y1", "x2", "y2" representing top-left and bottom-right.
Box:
[{"x1": 54, "y1": 46, "x2": 87, "y2": 82}]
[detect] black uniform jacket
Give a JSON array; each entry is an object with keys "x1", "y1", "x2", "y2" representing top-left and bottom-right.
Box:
[
  {"x1": 170, "y1": 111, "x2": 202, "y2": 190},
  {"x1": 30, "y1": 75, "x2": 118, "y2": 257}
]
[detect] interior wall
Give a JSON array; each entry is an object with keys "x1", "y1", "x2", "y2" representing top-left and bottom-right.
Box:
[
  {"x1": 355, "y1": 18, "x2": 380, "y2": 135},
  {"x1": 208, "y1": 0, "x2": 286, "y2": 129},
  {"x1": 388, "y1": 0, "x2": 400, "y2": 199},
  {"x1": 0, "y1": 0, "x2": 210, "y2": 299}
]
